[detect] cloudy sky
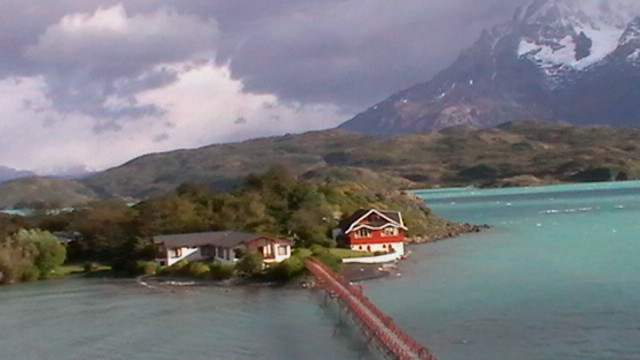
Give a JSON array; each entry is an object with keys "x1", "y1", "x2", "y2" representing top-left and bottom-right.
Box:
[{"x1": 0, "y1": 0, "x2": 529, "y2": 175}]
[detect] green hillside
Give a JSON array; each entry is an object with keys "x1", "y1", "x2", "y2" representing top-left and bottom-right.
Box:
[
  {"x1": 3, "y1": 121, "x2": 640, "y2": 209},
  {"x1": 0, "y1": 177, "x2": 99, "y2": 209}
]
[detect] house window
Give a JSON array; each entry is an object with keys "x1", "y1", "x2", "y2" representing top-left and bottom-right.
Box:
[
  {"x1": 355, "y1": 228, "x2": 371, "y2": 238},
  {"x1": 278, "y1": 246, "x2": 288, "y2": 256},
  {"x1": 155, "y1": 245, "x2": 166, "y2": 258},
  {"x1": 201, "y1": 246, "x2": 212, "y2": 256},
  {"x1": 172, "y1": 248, "x2": 182, "y2": 258},
  {"x1": 382, "y1": 227, "x2": 398, "y2": 237}
]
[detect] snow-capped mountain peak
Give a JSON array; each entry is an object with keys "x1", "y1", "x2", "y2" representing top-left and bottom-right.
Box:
[
  {"x1": 516, "y1": 0, "x2": 640, "y2": 75},
  {"x1": 338, "y1": 0, "x2": 640, "y2": 135},
  {"x1": 620, "y1": 16, "x2": 640, "y2": 45},
  {"x1": 518, "y1": 0, "x2": 639, "y2": 27}
]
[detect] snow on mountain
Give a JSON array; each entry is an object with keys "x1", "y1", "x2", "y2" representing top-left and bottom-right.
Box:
[
  {"x1": 338, "y1": 0, "x2": 640, "y2": 135},
  {"x1": 517, "y1": 0, "x2": 640, "y2": 78}
]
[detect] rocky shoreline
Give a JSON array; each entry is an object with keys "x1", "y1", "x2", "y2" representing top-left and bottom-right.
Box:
[
  {"x1": 341, "y1": 222, "x2": 489, "y2": 281},
  {"x1": 407, "y1": 222, "x2": 490, "y2": 244}
]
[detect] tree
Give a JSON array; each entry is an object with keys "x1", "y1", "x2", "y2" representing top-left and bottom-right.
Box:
[
  {"x1": 267, "y1": 255, "x2": 306, "y2": 281},
  {"x1": 9, "y1": 229, "x2": 66, "y2": 278},
  {"x1": 0, "y1": 229, "x2": 66, "y2": 283},
  {"x1": 136, "y1": 195, "x2": 208, "y2": 235},
  {"x1": 236, "y1": 252, "x2": 264, "y2": 277},
  {"x1": 0, "y1": 245, "x2": 38, "y2": 284},
  {"x1": 32, "y1": 231, "x2": 66, "y2": 278},
  {"x1": 70, "y1": 200, "x2": 139, "y2": 261}
]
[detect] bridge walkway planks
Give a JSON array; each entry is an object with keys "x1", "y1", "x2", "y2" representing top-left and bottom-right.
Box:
[{"x1": 305, "y1": 258, "x2": 438, "y2": 360}]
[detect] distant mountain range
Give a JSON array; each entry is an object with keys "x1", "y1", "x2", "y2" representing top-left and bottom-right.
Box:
[
  {"x1": 2, "y1": 121, "x2": 640, "y2": 209},
  {"x1": 0, "y1": 165, "x2": 36, "y2": 183},
  {"x1": 339, "y1": 0, "x2": 640, "y2": 135}
]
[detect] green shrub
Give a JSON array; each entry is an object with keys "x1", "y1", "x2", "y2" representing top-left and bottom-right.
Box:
[
  {"x1": 236, "y1": 252, "x2": 264, "y2": 277},
  {"x1": 210, "y1": 262, "x2": 235, "y2": 280},
  {"x1": 568, "y1": 167, "x2": 614, "y2": 182},
  {"x1": 267, "y1": 256, "x2": 306, "y2": 281},
  {"x1": 309, "y1": 244, "x2": 328, "y2": 256},
  {"x1": 135, "y1": 261, "x2": 158, "y2": 276},
  {"x1": 32, "y1": 232, "x2": 66, "y2": 278},
  {"x1": 291, "y1": 248, "x2": 312, "y2": 258},
  {"x1": 186, "y1": 262, "x2": 210, "y2": 279},
  {"x1": 18, "y1": 262, "x2": 40, "y2": 282},
  {"x1": 170, "y1": 260, "x2": 189, "y2": 275},
  {"x1": 157, "y1": 265, "x2": 171, "y2": 276},
  {"x1": 0, "y1": 249, "x2": 39, "y2": 284},
  {"x1": 83, "y1": 262, "x2": 99, "y2": 273},
  {"x1": 316, "y1": 252, "x2": 342, "y2": 273},
  {"x1": 457, "y1": 164, "x2": 499, "y2": 181}
]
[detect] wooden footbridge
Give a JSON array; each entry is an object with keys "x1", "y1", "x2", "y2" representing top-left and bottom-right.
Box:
[{"x1": 305, "y1": 258, "x2": 438, "y2": 360}]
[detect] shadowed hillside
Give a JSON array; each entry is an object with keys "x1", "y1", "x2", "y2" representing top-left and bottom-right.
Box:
[{"x1": 3, "y1": 122, "x2": 640, "y2": 209}]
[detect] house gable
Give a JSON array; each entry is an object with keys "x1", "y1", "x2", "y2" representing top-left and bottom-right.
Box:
[
  {"x1": 340, "y1": 209, "x2": 407, "y2": 234},
  {"x1": 333, "y1": 209, "x2": 407, "y2": 257}
]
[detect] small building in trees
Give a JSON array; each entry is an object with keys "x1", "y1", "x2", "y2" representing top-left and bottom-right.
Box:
[
  {"x1": 332, "y1": 209, "x2": 407, "y2": 256},
  {"x1": 154, "y1": 231, "x2": 293, "y2": 267}
]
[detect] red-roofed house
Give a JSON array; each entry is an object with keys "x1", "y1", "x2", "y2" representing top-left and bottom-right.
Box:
[{"x1": 332, "y1": 209, "x2": 407, "y2": 256}]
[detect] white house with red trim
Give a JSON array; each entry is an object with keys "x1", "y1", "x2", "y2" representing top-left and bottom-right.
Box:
[
  {"x1": 332, "y1": 209, "x2": 407, "y2": 257},
  {"x1": 154, "y1": 231, "x2": 293, "y2": 267}
]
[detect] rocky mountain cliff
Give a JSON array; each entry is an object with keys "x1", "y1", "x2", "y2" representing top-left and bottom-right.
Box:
[{"x1": 339, "y1": 0, "x2": 640, "y2": 135}]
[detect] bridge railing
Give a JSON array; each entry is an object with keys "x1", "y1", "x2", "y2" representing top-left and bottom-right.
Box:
[{"x1": 305, "y1": 257, "x2": 437, "y2": 360}]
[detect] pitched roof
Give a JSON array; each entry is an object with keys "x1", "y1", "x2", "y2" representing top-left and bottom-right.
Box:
[
  {"x1": 154, "y1": 231, "x2": 262, "y2": 248},
  {"x1": 337, "y1": 209, "x2": 370, "y2": 231},
  {"x1": 337, "y1": 208, "x2": 406, "y2": 233}
]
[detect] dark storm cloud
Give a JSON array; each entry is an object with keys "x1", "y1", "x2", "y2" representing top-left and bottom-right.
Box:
[
  {"x1": 205, "y1": 0, "x2": 531, "y2": 110},
  {"x1": 0, "y1": 0, "x2": 530, "y2": 123},
  {"x1": 0, "y1": 0, "x2": 119, "y2": 76},
  {"x1": 0, "y1": 1, "x2": 219, "y2": 125},
  {"x1": 0, "y1": 0, "x2": 540, "y2": 173}
]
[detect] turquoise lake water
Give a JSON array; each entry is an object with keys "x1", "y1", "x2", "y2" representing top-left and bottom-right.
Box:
[{"x1": 1, "y1": 181, "x2": 639, "y2": 359}]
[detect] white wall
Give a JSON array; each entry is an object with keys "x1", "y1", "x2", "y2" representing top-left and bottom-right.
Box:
[
  {"x1": 342, "y1": 251, "x2": 403, "y2": 264},
  {"x1": 213, "y1": 247, "x2": 237, "y2": 264},
  {"x1": 264, "y1": 244, "x2": 291, "y2": 263},
  {"x1": 349, "y1": 242, "x2": 404, "y2": 256},
  {"x1": 157, "y1": 243, "x2": 293, "y2": 266},
  {"x1": 161, "y1": 246, "x2": 204, "y2": 267}
]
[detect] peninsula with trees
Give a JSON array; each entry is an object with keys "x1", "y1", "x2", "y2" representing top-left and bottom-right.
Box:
[{"x1": 0, "y1": 166, "x2": 478, "y2": 285}]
